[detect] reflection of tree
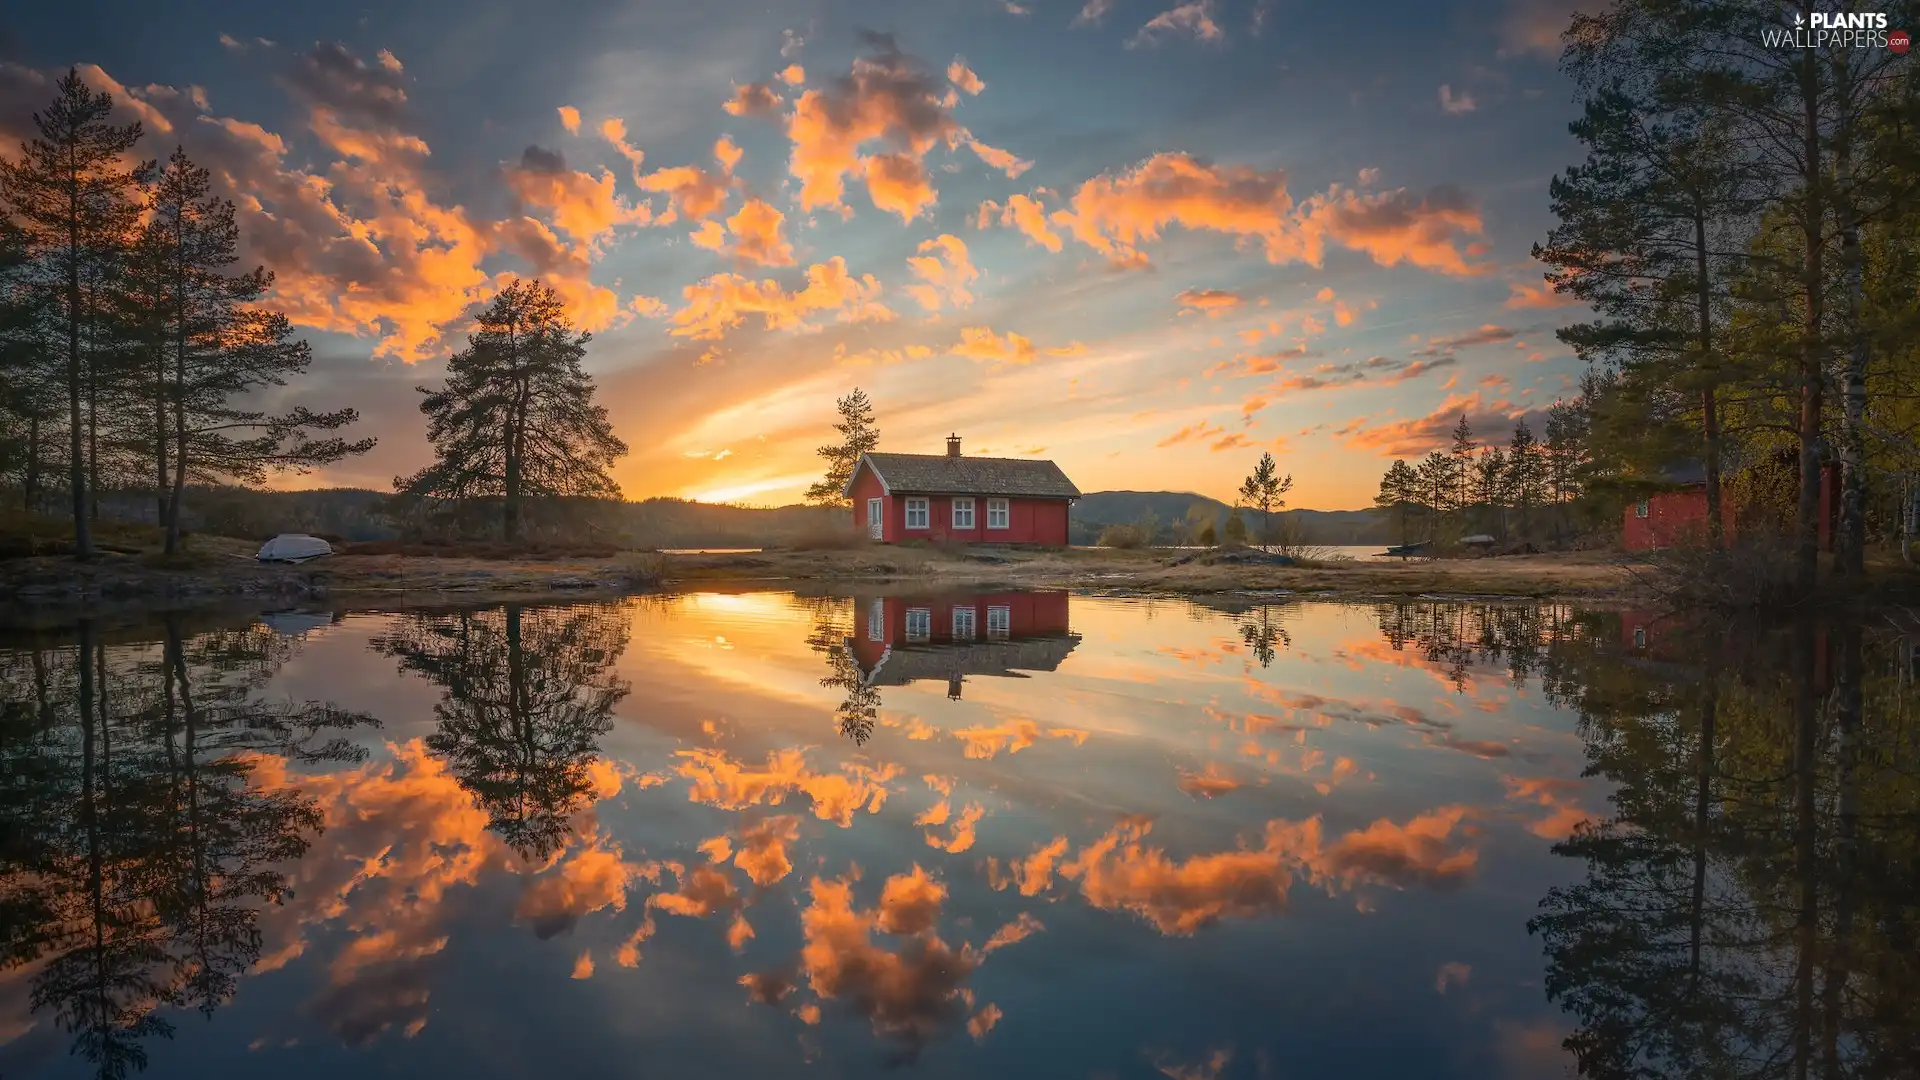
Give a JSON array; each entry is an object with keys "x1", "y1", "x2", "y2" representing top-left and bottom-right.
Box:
[
  {"x1": 1527, "y1": 613, "x2": 1920, "y2": 1079},
  {"x1": 1373, "y1": 601, "x2": 1583, "y2": 690},
  {"x1": 0, "y1": 616, "x2": 373, "y2": 1077},
  {"x1": 805, "y1": 599, "x2": 883, "y2": 745},
  {"x1": 1239, "y1": 605, "x2": 1290, "y2": 667},
  {"x1": 373, "y1": 603, "x2": 630, "y2": 858}
]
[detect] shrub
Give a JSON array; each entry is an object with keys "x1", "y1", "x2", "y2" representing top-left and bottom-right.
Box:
[
  {"x1": 1197, "y1": 521, "x2": 1217, "y2": 547},
  {"x1": 1222, "y1": 511, "x2": 1249, "y2": 546},
  {"x1": 1641, "y1": 529, "x2": 1806, "y2": 611},
  {"x1": 1098, "y1": 523, "x2": 1152, "y2": 549},
  {"x1": 788, "y1": 521, "x2": 871, "y2": 550}
]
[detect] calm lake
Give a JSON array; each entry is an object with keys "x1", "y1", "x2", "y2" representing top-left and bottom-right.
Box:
[{"x1": 2, "y1": 591, "x2": 1916, "y2": 1079}]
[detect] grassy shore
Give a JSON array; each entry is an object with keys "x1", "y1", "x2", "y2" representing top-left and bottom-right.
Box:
[
  {"x1": 0, "y1": 518, "x2": 1645, "y2": 616},
  {"x1": 10, "y1": 515, "x2": 1919, "y2": 623}
]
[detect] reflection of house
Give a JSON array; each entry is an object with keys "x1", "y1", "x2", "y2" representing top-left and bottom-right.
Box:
[
  {"x1": 1621, "y1": 609, "x2": 1831, "y2": 690},
  {"x1": 845, "y1": 590, "x2": 1078, "y2": 698},
  {"x1": 845, "y1": 436, "x2": 1080, "y2": 545},
  {"x1": 1622, "y1": 460, "x2": 1838, "y2": 552}
]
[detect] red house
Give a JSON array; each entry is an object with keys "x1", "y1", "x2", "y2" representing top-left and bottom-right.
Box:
[
  {"x1": 845, "y1": 435, "x2": 1080, "y2": 546},
  {"x1": 1622, "y1": 461, "x2": 1839, "y2": 552},
  {"x1": 845, "y1": 590, "x2": 1078, "y2": 699}
]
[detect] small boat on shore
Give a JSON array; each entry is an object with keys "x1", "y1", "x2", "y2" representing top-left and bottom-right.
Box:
[
  {"x1": 256, "y1": 534, "x2": 333, "y2": 563},
  {"x1": 1380, "y1": 541, "x2": 1431, "y2": 558}
]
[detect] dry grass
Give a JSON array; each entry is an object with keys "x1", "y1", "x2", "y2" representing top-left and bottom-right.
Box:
[
  {"x1": 337, "y1": 538, "x2": 623, "y2": 560},
  {"x1": 784, "y1": 522, "x2": 873, "y2": 551}
]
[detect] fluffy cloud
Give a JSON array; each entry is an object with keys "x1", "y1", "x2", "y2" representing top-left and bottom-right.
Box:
[
  {"x1": 975, "y1": 194, "x2": 1063, "y2": 251},
  {"x1": 1342, "y1": 391, "x2": 1544, "y2": 457},
  {"x1": 904, "y1": 234, "x2": 979, "y2": 311},
  {"x1": 557, "y1": 105, "x2": 581, "y2": 133},
  {"x1": 951, "y1": 717, "x2": 1090, "y2": 757},
  {"x1": 1129, "y1": 2, "x2": 1226, "y2": 47},
  {"x1": 692, "y1": 198, "x2": 796, "y2": 267},
  {"x1": 504, "y1": 144, "x2": 653, "y2": 245},
  {"x1": 999, "y1": 156, "x2": 1486, "y2": 275},
  {"x1": 1505, "y1": 277, "x2": 1577, "y2": 309},
  {"x1": 723, "y1": 81, "x2": 785, "y2": 118},
  {"x1": 1073, "y1": 0, "x2": 1116, "y2": 26},
  {"x1": 669, "y1": 258, "x2": 894, "y2": 341},
  {"x1": 640, "y1": 138, "x2": 738, "y2": 225},
  {"x1": 674, "y1": 746, "x2": 898, "y2": 824}
]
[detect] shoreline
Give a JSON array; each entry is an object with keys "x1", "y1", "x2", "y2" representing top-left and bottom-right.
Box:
[{"x1": 0, "y1": 544, "x2": 1663, "y2": 626}]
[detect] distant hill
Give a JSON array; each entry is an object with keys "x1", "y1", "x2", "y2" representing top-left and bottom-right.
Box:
[
  {"x1": 93, "y1": 483, "x2": 1389, "y2": 548},
  {"x1": 1070, "y1": 490, "x2": 1391, "y2": 546}
]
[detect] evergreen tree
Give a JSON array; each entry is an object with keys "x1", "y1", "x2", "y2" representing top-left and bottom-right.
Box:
[
  {"x1": 0, "y1": 69, "x2": 151, "y2": 558},
  {"x1": 1374, "y1": 458, "x2": 1418, "y2": 546},
  {"x1": 398, "y1": 279, "x2": 626, "y2": 542},
  {"x1": 130, "y1": 148, "x2": 374, "y2": 553},
  {"x1": 1475, "y1": 446, "x2": 1507, "y2": 539},
  {"x1": 1222, "y1": 508, "x2": 1249, "y2": 546},
  {"x1": 805, "y1": 388, "x2": 879, "y2": 508},
  {"x1": 1236, "y1": 451, "x2": 1292, "y2": 548},
  {"x1": 1448, "y1": 414, "x2": 1476, "y2": 511},
  {"x1": 1507, "y1": 420, "x2": 1544, "y2": 536}
]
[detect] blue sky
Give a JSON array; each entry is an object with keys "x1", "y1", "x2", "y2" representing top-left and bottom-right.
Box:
[{"x1": 2, "y1": 0, "x2": 1593, "y2": 507}]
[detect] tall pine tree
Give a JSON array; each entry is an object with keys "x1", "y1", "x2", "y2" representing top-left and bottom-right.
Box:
[
  {"x1": 399, "y1": 278, "x2": 626, "y2": 542},
  {"x1": 805, "y1": 388, "x2": 879, "y2": 508}
]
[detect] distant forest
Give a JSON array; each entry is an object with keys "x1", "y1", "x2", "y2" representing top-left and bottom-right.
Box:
[{"x1": 110, "y1": 484, "x2": 1390, "y2": 550}]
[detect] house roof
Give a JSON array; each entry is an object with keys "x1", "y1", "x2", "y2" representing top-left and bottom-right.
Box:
[
  {"x1": 847, "y1": 452, "x2": 1081, "y2": 499},
  {"x1": 846, "y1": 635, "x2": 1083, "y2": 687}
]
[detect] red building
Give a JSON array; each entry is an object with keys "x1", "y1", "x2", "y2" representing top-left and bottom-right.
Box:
[
  {"x1": 845, "y1": 435, "x2": 1080, "y2": 546},
  {"x1": 1622, "y1": 461, "x2": 1839, "y2": 552},
  {"x1": 846, "y1": 590, "x2": 1078, "y2": 698}
]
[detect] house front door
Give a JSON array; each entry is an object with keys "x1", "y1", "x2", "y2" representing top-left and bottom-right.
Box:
[{"x1": 867, "y1": 498, "x2": 884, "y2": 539}]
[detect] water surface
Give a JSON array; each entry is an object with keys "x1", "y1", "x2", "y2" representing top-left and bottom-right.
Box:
[{"x1": 2, "y1": 591, "x2": 1914, "y2": 1078}]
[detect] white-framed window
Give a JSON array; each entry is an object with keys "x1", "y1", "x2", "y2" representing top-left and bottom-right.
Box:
[
  {"x1": 905, "y1": 497, "x2": 930, "y2": 529},
  {"x1": 987, "y1": 498, "x2": 1010, "y2": 530},
  {"x1": 1633, "y1": 626, "x2": 1648, "y2": 648},
  {"x1": 906, "y1": 608, "x2": 932, "y2": 641},
  {"x1": 952, "y1": 497, "x2": 976, "y2": 529},
  {"x1": 952, "y1": 606, "x2": 977, "y2": 640},
  {"x1": 987, "y1": 605, "x2": 1011, "y2": 639},
  {"x1": 867, "y1": 599, "x2": 885, "y2": 641},
  {"x1": 1634, "y1": 500, "x2": 1650, "y2": 519}
]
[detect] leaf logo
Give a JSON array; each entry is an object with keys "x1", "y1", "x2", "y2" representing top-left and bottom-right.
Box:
[{"x1": 1793, "y1": 11, "x2": 1805, "y2": 26}]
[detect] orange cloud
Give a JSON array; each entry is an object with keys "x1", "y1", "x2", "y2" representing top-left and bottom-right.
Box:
[
  {"x1": 504, "y1": 145, "x2": 654, "y2": 245},
  {"x1": 986, "y1": 835, "x2": 1071, "y2": 896},
  {"x1": 922, "y1": 801, "x2": 987, "y2": 853},
  {"x1": 1129, "y1": 2, "x2": 1226, "y2": 47},
  {"x1": 669, "y1": 257, "x2": 893, "y2": 340},
  {"x1": 1158, "y1": 420, "x2": 1226, "y2": 447},
  {"x1": 1292, "y1": 185, "x2": 1487, "y2": 276},
  {"x1": 951, "y1": 717, "x2": 1089, "y2": 758},
  {"x1": 1505, "y1": 277, "x2": 1577, "y2": 309},
  {"x1": 557, "y1": 105, "x2": 581, "y2": 133},
  {"x1": 723, "y1": 81, "x2": 785, "y2": 118},
  {"x1": 905, "y1": 234, "x2": 979, "y2": 311},
  {"x1": 1176, "y1": 763, "x2": 1243, "y2": 798},
  {"x1": 1502, "y1": 776, "x2": 1591, "y2": 840},
  {"x1": 674, "y1": 746, "x2": 897, "y2": 825},
  {"x1": 968, "y1": 138, "x2": 1033, "y2": 179},
  {"x1": 977, "y1": 193, "x2": 1063, "y2": 251},
  {"x1": 1175, "y1": 287, "x2": 1244, "y2": 316},
  {"x1": 786, "y1": 37, "x2": 963, "y2": 218},
  {"x1": 733, "y1": 815, "x2": 805, "y2": 886},
  {"x1": 1060, "y1": 817, "x2": 1307, "y2": 935},
  {"x1": 779, "y1": 64, "x2": 807, "y2": 86},
  {"x1": 982, "y1": 912, "x2": 1044, "y2": 952},
  {"x1": 597, "y1": 116, "x2": 647, "y2": 183},
  {"x1": 695, "y1": 197, "x2": 796, "y2": 267},
  {"x1": 640, "y1": 142, "x2": 736, "y2": 224},
  {"x1": 951, "y1": 326, "x2": 1036, "y2": 364},
  {"x1": 947, "y1": 58, "x2": 986, "y2": 95},
  {"x1": 783, "y1": 870, "x2": 984, "y2": 1054}
]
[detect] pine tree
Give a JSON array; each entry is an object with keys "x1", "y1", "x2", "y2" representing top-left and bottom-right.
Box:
[
  {"x1": 1236, "y1": 451, "x2": 1292, "y2": 548},
  {"x1": 805, "y1": 388, "x2": 879, "y2": 508},
  {"x1": 128, "y1": 148, "x2": 375, "y2": 552},
  {"x1": 1374, "y1": 458, "x2": 1417, "y2": 546},
  {"x1": 398, "y1": 278, "x2": 626, "y2": 542},
  {"x1": 1507, "y1": 420, "x2": 1544, "y2": 537},
  {"x1": 0, "y1": 69, "x2": 151, "y2": 558},
  {"x1": 1448, "y1": 414, "x2": 1475, "y2": 511},
  {"x1": 1222, "y1": 508, "x2": 1249, "y2": 546},
  {"x1": 1475, "y1": 446, "x2": 1507, "y2": 539}
]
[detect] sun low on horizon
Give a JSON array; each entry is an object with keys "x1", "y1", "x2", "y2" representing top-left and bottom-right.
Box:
[{"x1": 3, "y1": 0, "x2": 1593, "y2": 512}]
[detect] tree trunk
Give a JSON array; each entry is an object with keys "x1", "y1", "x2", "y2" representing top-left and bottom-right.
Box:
[
  {"x1": 1696, "y1": 206, "x2": 1724, "y2": 549},
  {"x1": 155, "y1": 344, "x2": 169, "y2": 526},
  {"x1": 66, "y1": 185, "x2": 92, "y2": 559},
  {"x1": 165, "y1": 331, "x2": 188, "y2": 554},
  {"x1": 1834, "y1": 55, "x2": 1868, "y2": 580},
  {"x1": 1793, "y1": 35, "x2": 1826, "y2": 597},
  {"x1": 1791, "y1": 614, "x2": 1819, "y2": 1080},
  {"x1": 23, "y1": 413, "x2": 40, "y2": 512},
  {"x1": 87, "y1": 343, "x2": 98, "y2": 523},
  {"x1": 1689, "y1": 650, "x2": 1716, "y2": 985}
]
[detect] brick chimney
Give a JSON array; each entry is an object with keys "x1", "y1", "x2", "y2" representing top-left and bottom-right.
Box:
[{"x1": 946, "y1": 433, "x2": 962, "y2": 458}]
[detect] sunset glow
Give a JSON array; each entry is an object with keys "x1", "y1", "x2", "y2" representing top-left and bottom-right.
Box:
[{"x1": 3, "y1": 1, "x2": 1591, "y2": 509}]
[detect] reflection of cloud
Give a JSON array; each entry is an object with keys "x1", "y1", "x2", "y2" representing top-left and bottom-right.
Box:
[
  {"x1": 918, "y1": 800, "x2": 987, "y2": 853},
  {"x1": 675, "y1": 747, "x2": 897, "y2": 825},
  {"x1": 766, "y1": 869, "x2": 990, "y2": 1057},
  {"x1": 1155, "y1": 1048, "x2": 1234, "y2": 1080},
  {"x1": 1044, "y1": 807, "x2": 1478, "y2": 935},
  {"x1": 1176, "y1": 763, "x2": 1243, "y2": 798},
  {"x1": 1435, "y1": 961, "x2": 1471, "y2": 993},
  {"x1": 1502, "y1": 776, "x2": 1590, "y2": 839},
  {"x1": 516, "y1": 835, "x2": 658, "y2": 939},
  {"x1": 951, "y1": 718, "x2": 1089, "y2": 759},
  {"x1": 986, "y1": 836, "x2": 1070, "y2": 896},
  {"x1": 732, "y1": 815, "x2": 805, "y2": 886}
]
